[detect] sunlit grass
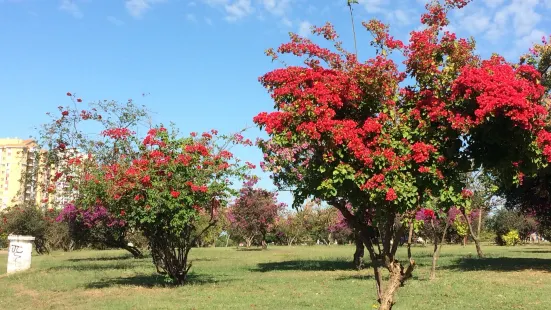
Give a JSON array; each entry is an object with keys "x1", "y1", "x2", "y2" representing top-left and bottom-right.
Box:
[{"x1": 1, "y1": 244, "x2": 550, "y2": 309}]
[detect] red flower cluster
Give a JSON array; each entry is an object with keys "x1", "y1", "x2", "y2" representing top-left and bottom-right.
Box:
[
  {"x1": 411, "y1": 142, "x2": 437, "y2": 164},
  {"x1": 385, "y1": 188, "x2": 397, "y2": 201},
  {"x1": 461, "y1": 189, "x2": 473, "y2": 198},
  {"x1": 101, "y1": 127, "x2": 134, "y2": 140}
]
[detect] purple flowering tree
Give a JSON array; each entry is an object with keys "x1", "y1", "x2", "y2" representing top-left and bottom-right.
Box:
[{"x1": 57, "y1": 204, "x2": 142, "y2": 257}]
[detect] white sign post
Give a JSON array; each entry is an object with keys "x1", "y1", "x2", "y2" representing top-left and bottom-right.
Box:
[{"x1": 7, "y1": 235, "x2": 35, "y2": 274}]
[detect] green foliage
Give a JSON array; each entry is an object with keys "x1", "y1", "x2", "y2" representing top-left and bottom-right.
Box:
[
  {"x1": 488, "y1": 209, "x2": 538, "y2": 245},
  {"x1": 0, "y1": 204, "x2": 50, "y2": 254},
  {"x1": 453, "y1": 217, "x2": 469, "y2": 238},
  {"x1": 0, "y1": 232, "x2": 7, "y2": 249},
  {"x1": 193, "y1": 211, "x2": 227, "y2": 247}
]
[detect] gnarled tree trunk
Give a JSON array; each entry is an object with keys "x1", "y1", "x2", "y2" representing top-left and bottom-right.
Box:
[
  {"x1": 122, "y1": 244, "x2": 143, "y2": 258},
  {"x1": 333, "y1": 200, "x2": 414, "y2": 310}
]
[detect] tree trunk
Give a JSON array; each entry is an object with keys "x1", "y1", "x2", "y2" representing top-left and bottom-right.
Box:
[
  {"x1": 353, "y1": 231, "x2": 364, "y2": 270},
  {"x1": 407, "y1": 221, "x2": 414, "y2": 260},
  {"x1": 378, "y1": 261, "x2": 414, "y2": 310},
  {"x1": 287, "y1": 237, "x2": 295, "y2": 246},
  {"x1": 122, "y1": 245, "x2": 143, "y2": 258},
  {"x1": 472, "y1": 209, "x2": 485, "y2": 258},
  {"x1": 430, "y1": 220, "x2": 449, "y2": 280},
  {"x1": 462, "y1": 208, "x2": 484, "y2": 258},
  {"x1": 463, "y1": 235, "x2": 467, "y2": 246},
  {"x1": 261, "y1": 232, "x2": 268, "y2": 250},
  {"x1": 362, "y1": 226, "x2": 414, "y2": 310},
  {"x1": 245, "y1": 237, "x2": 253, "y2": 248},
  {"x1": 225, "y1": 233, "x2": 230, "y2": 247},
  {"x1": 330, "y1": 199, "x2": 414, "y2": 310}
]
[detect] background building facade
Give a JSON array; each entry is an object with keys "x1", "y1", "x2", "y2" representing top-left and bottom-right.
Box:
[{"x1": 0, "y1": 138, "x2": 42, "y2": 209}]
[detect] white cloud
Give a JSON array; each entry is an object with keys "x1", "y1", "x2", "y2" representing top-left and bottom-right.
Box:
[
  {"x1": 391, "y1": 9, "x2": 410, "y2": 25},
  {"x1": 59, "y1": 0, "x2": 83, "y2": 19},
  {"x1": 298, "y1": 20, "x2": 311, "y2": 37},
  {"x1": 186, "y1": 13, "x2": 197, "y2": 23},
  {"x1": 205, "y1": 17, "x2": 213, "y2": 25},
  {"x1": 485, "y1": 0, "x2": 541, "y2": 42},
  {"x1": 261, "y1": 0, "x2": 290, "y2": 16},
  {"x1": 358, "y1": 0, "x2": 386, "y2": 13},
  {"x1": 515, "y1": 28, "x2": 547, "y2": 51},
  {"x1": 125, "y1": 0, "x2": 166, "y2": 19},
  {"x1": 107, "y1": 15, "x2": 124, "y2": 26},
  {"x1": 188, "y1": 1, "x2": 197, "y2": 6},
  {"x1": 202, "y1": 0, "x2": 296, "y2": 22},
  {"x1": 281, "y1": 17, "x2": 292, "y2": 27},
  {"x1": 458, "y1": 10, "x2": 491, "y2": 34},
  {"x1": 224, "y1": 0, "x2": 253, "y2": 22}
]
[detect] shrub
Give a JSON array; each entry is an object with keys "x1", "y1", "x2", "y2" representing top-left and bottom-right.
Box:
[
  {"x1": 502, "y1": 230, "x2": 520, "y2": 246},
  {"x1": 0, "y1": 204, "x2": 49, "y2": 254}
]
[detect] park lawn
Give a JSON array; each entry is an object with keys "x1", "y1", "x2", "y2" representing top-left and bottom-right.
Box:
[{"x1": 0, "y1": 245, "x2": 550, "y2": 310}]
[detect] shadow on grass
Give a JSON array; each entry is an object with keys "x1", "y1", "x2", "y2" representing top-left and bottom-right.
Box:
[
  {"x1": 445, "y1": 257, "x2": 551, "y2": 272},
  {"x1": 512, "y1": 250, "x2": 551, "y2": 254},
  {"x1": 335, "y1": 274, "x2": 374, "y2": 281},
  {"x1": 49, "y1": 262, "x2": 137, "y2": 272},
  {"x1": 236, "y1": 248, "x2": 263, "y2": 252},
  {"x1": 252, "y1": 259, "x2": 356, "y2": 272},
  {"x1": 85, "y1": 273, "x2": 230, "y2": 289},
  {"x1": 67, "y1": 255, "x2": 136, "y2": 262}
]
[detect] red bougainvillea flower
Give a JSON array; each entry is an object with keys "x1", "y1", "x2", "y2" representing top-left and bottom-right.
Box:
[
  {"x1": 66, "y1": 92, "x2": 72, "y2": 96},
  {"x1": 170, "y1": 190, "x2": 181, "y2": 198},
  {"x1": 62, "y1": 110, "x2": 69, "y2": 116},
  {"x1": 423, "y1": 209, "x2": 435, "y2": 219},
  {"x1": 101, "y1": 127, "x2": 134, "y2": 140},
  {"x1": 77, "y1": 98, "x2": 82, "y2": 103},
  {"x1": 386, "y1": 188, "x2": 398, "y2": 201},
  {"x1": 461, "y1": 189, "x2": 473, "y2": 198}
]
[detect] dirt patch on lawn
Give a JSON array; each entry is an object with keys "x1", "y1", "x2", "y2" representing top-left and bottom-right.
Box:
[{"x1": 13, "y1": 284, "x2": 40, "y2": 298}]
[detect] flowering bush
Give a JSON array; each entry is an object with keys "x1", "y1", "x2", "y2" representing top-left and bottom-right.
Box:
[
  {"x1": 92, "y1": 126, "x2": 252, "y2": 284},
  {"x1": 55, "y1": 204, "x2": 142, "y2": 256},
  {"x1": 228, "y1": 186, "x2": 284, "y2": 248}
]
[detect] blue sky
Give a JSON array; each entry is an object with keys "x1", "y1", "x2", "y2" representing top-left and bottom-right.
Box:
[{"x1": 1, "y1": 0, "x2": 550, "y2": 206}]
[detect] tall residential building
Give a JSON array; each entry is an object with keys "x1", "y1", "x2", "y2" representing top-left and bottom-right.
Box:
[
  {"x1": 0, "y1": 138, "x2": 87, "y2": 210},
  {"x1": 0, "y1": 138, "x2": 42, "y2": 210}
]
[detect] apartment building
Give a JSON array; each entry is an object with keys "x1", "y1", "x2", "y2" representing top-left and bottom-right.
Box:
[
  {"x1": 0, "y1": 138, "x2": 91, "y2": 210},
  {"x1": 0, "y1": 138, "x2": 42, "y2": 209}
]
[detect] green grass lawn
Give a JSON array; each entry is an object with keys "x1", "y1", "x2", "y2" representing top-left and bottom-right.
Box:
[{"x1": 1, "y1": 244, "x2": 550, "y2": 309}]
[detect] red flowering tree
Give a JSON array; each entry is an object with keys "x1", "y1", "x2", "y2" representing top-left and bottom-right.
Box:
[
  {"x1": 502, "y1": 34, "x2": 551, "y2": 237},
  {"x1": 254, "y1": 1, "x2": 551, "y2": 308},
  {"x1": 96, "y1": 126, "x2": 253, "y2": 284},
  {"x1": 228, "y1": 186, "x2": 284, "y2": 249}
]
